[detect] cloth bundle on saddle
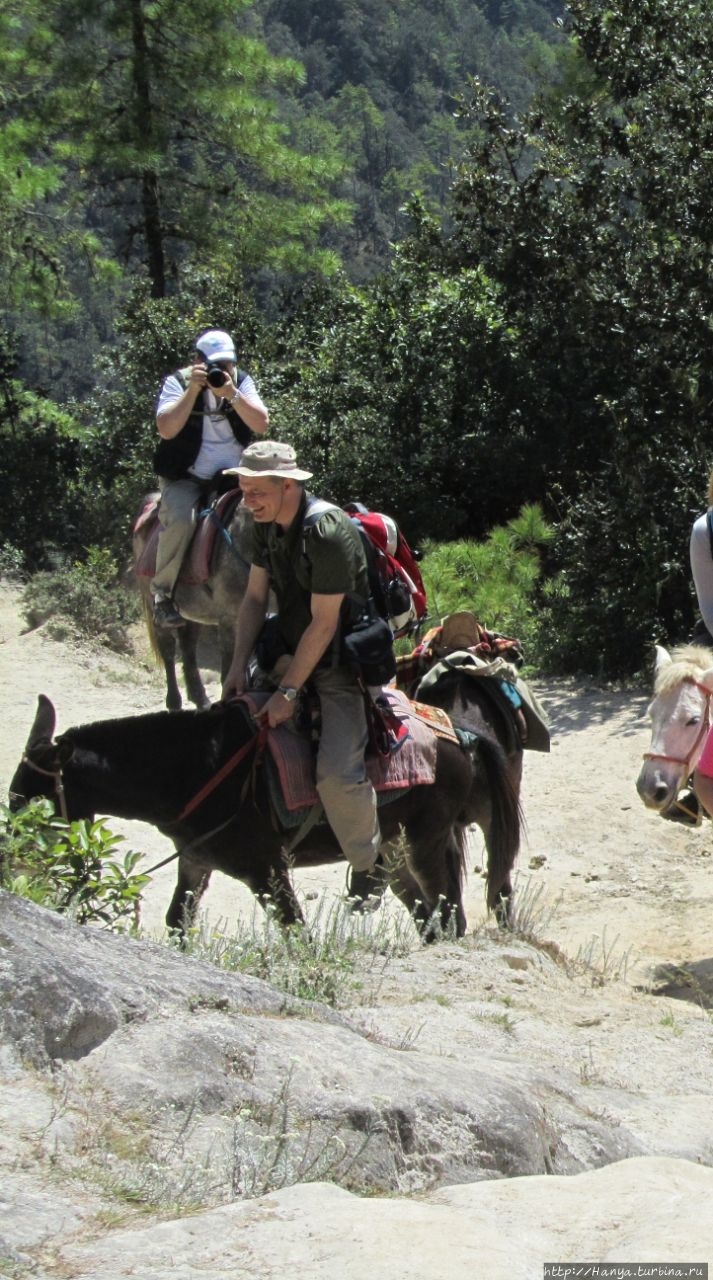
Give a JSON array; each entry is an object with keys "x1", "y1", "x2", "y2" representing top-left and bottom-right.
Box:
[
  {"x1": 134, "y1": 481, "x2": 242, "y2": 588},
  {"x1": 396, "y1": 611, "x2": 550, "y2": 753}
]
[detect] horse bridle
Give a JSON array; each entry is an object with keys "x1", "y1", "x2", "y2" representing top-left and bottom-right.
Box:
[
  {"x1": 15, "y1": 723, "x2": 268, "y2": 877},
  {"x1": 642, "y1": 677, "x2": 713, "y2": 815},
  {"x1": 17, "y1": 754, "x2": 69, "y2": 821}
]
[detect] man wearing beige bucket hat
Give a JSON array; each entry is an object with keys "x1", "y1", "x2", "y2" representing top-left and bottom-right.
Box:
[{"x1": 222, "y1": 440, "x2": 383, "y2": 888}]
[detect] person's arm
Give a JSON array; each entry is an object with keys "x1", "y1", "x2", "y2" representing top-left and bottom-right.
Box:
[
  {"x1": 693, "y1": 768, "x2": 713, "y2": 819},
  {"x1": 222, "y1": 565, "x2": 271, "y2": 699},
  {"x1": 227, "y1": 374, "x2": 269, "y2": 436},
  {"x1": 256, "y1": 592, "x2": 345, "y2": 728},
  {"x1": 690, "y1": 515, "x2": 713, "y2": 635},
  {"x1": 156, "y1": 363, "x2": 208, "y2": 440}
]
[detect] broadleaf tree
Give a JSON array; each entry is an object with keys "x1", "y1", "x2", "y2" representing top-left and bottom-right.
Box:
[{"x1": 442, "y1": 0, "x2": 713, "y2": 673}]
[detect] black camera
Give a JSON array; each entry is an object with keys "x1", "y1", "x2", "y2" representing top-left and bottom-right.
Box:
[{"x1": 206, "y1": 363, "x2": 228, "y2": 389}]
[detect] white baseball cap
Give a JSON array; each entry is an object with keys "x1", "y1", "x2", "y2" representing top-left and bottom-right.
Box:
[{"x1": 195, "y1": 329, "x2": 237, "y2": 363}]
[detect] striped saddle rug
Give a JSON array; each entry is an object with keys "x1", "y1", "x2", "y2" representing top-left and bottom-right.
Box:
[{"x1": 238, "y1": 688, "x2": 456, "y2": 825}]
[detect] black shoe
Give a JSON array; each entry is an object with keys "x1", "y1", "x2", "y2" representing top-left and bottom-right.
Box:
[
  {"x1": 153, "y1": 597, "x2": 186, "y2": 628},
  {"x1": 346, "y1": 856, "x2": 386, "y2": 912}
]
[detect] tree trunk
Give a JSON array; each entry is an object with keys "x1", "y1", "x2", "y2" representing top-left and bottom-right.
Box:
[{"x1": 129, "y1": 0, "x2": 166, "y2": 298}]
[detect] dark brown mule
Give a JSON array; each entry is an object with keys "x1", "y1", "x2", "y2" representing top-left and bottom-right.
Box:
[
  {"x1": 9, "y1": 689, "x2": 522, "y2": 942},
  {"x1": 132, "y1": 490, "x2": 253, "y2": 711}
]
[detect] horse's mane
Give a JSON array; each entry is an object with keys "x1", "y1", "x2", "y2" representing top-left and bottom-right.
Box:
[{"x1": 654, "y1": 645, "x2": 713, "y2": 694}]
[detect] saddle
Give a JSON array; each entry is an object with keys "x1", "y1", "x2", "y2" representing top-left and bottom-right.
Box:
[
  {"x1": 237, "y1": 689, "x2": 446, "y2": 829},
  {"x1": 134, "y1": 486, "x2": 243, "y2": 587}
]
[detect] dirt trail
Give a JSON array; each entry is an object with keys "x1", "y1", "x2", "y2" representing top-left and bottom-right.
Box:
[{"x1": 2, "y1": 583, "x2": 711, "y2": 994}]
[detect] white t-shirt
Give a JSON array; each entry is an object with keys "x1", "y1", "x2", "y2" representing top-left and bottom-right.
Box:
[
  {"x1": 156, "y1": 370, "x2": 264, "y2": 480},
  {"x1": 690, "y1": 511, "x2": 713, "y2": 634}
]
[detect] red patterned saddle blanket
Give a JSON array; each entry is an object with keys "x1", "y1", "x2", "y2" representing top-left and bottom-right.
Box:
[
  {"x1": 134, "y1": 489, "x2": 242, "y2": 587},
  {"x1": 240, "y1": 688, "x2": 451, "y2": 814}
]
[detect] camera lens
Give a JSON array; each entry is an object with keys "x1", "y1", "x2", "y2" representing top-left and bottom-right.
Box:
[{"x1": 207, "y1": 366, "x2": 227, "y2": 388}]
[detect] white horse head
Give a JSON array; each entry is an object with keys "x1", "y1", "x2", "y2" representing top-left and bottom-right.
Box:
[{"x1": 636, "y1": 644, "x2": 713, "y2": 813}]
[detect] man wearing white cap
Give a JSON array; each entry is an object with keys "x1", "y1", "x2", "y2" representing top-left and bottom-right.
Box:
[
  {"x1": 222, "y1": 440, "x2": 383, "y2": 893},
  {"x1": 150, "y1": 328, "x2": 269, "y2": 627}
]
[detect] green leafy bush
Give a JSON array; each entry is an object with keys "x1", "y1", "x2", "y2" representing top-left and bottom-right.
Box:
[
  {"x1": 0, "y1": 798, "x2": 148, "y2": 928},
  {"x1": 21, "y1": 546, "x2": 139, "y2": 650},
  {"x1": 418, "y1": 503, "x2": 554, "y2": 664}
]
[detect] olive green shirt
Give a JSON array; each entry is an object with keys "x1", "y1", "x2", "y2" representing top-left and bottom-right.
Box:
[{"x1": 252, "y1": 491, "x2": 370, "y2": 652}]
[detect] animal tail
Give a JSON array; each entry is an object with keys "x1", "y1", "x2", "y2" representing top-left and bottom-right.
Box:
[{"x1": 472, "y1": 735, "x2": 523, "y2": 912}]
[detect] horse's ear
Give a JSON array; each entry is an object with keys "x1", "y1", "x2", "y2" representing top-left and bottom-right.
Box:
[
  {"x1": 26, "y1": 694, "x2": 57, "y2": 750},
  {"x1": 654, "y1": 645, "x2": 672, "y2": 674},
  {"x1": 700, "y1": 667, "x2": 713, "y2": 692}
]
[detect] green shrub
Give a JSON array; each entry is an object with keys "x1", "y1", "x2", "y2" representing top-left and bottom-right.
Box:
[
  {"x1": 21, "y1": 546, "x2": 139, "y2": 650},
  {"x1": 418, "y1": 503, "x2": 554, "y2": 664},
  {"x1": 0, "y1": 541, "x2": 25, "y2": 581},
  {"x1": 0, "y1": 798, "x2": 148, "y2": 929}
]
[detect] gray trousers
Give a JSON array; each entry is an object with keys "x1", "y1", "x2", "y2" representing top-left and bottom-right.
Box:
[
  {"x1": 150, "y1": 477, "x2": 203, "y2": 599},
  {"x1": 312, "y1": 666, "x2": 381, "y2": 872}
]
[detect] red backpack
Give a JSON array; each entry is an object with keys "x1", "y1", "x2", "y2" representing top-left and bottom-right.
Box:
[
  {"x1": 343, "y1": 503, "x2": 428, "y2": 638},
  {"x1": 302, "y1": 499, "x2": 428, "y2": 639}
]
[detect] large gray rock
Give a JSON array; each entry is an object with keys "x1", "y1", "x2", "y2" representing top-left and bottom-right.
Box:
[
  {"x1": 2, "y1": 889, "x2": 713, "y2": 1276},
  {"x1": 0, "y1": 889, "x2": 298, "y2": 1065},
  {"x1": 55, "y1": 1157, "x2": 713, "y2": 1280}
]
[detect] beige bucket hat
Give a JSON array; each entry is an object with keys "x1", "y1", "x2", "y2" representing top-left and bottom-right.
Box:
[{"x1": 226, "y1": 440, "x2": 313, "y2": 481}]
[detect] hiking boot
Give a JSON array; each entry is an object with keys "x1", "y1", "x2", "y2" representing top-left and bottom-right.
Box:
[
  {"x1": 346, "y1": 855, "x2": 387, "y2": 913},
  {"x1": 152, "y1": 596, "x2": 185, "y2": 629}
]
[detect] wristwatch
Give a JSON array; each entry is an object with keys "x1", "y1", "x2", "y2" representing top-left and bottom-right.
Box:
[{"x1": 277, "y1": 685, "x2": 299, "y2": 702}]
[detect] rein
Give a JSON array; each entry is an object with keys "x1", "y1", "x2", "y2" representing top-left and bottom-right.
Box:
[
  {"x1": 141, "y1": 722, "x2": 269, "y2": 875},
  {"x1": 176, "y1": 724, "x2": 268, "y2": 822},
  {"x1": 21, "y1": 721, "x2": 269, "y2": 878}
]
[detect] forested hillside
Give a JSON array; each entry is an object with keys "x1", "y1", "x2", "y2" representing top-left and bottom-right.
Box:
[
  {"x1": 255, "y1": 0, "x2": 564, "y2": 275},
  {"x1": 3, "y1": 0, "x2": 713, "y2": 676}
]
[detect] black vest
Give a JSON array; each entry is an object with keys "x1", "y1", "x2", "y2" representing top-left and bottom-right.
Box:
[{"x1": 153, "y1": 368, "x2": 252, "y2": 481}]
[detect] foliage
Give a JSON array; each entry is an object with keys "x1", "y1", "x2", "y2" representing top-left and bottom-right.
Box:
[
  {"x1": 2, "y1": 0, "x2": 349, "y2": 308},
  {"x1": 419, "y1": 504, "x2": 554, "y2": 660},
  {"x1": 0, "y1": 0, "x2": 114, "y2": 314},
  {"x1": 0, "y1": 325, "x2": 88, "y2": 570},
  {"x1": 21, "y1": 547, "x2": 140, "y2": 650},
  {"x1": 0, "y1": 798, "x2": 148, "y2": 928},
  {"x1": 264, "y1": 213, "x2": 521, "y2": 543},
  {"x1": 257, "y1": 0, "x2": 566, "y2": 275},
  {"x1": 7, "y1": 0, "x2": 713, "y2": 677},
  {"x1": 182, "y1": 889, "x2": 418, "y2": 1007},
  {"x1": 437, "y1": 0, "x2": 713, "y2": 674}
]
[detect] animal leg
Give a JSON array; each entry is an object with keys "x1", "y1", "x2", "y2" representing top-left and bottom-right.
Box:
[
  {"x1": 218, "y1": 621, "x2": 237, "y2": 684},
  {"x1": 152, "y1": 624, "x2": 183, "y2": 712},
  {"x1": 180, "y1": 622, "x2": 211, "y2": 710},
  {"x1": 387, "y1": 828, "x2": 466, "y2": 943},
  {"x1": 243, "y1": 861, "x2": 306, "y2": 930},
  {"x1": 166, "y1": 860, "x2": 212, "y2": 938}
]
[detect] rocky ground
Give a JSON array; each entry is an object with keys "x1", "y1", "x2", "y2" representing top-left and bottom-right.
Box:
[{"x1": 2, "y1": 582, "x2": 713, "y2": 1278}]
